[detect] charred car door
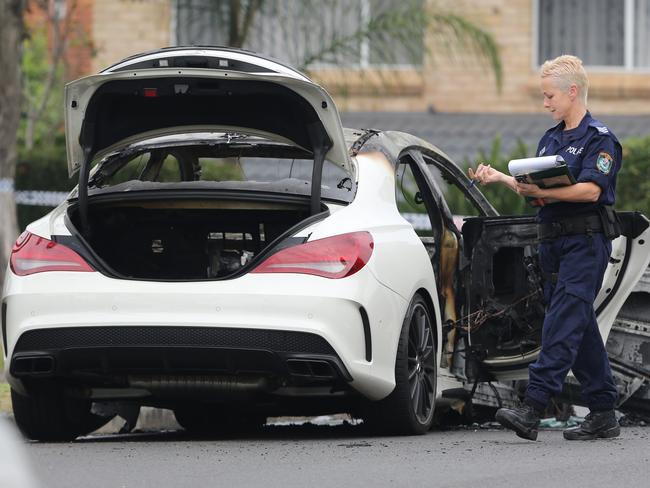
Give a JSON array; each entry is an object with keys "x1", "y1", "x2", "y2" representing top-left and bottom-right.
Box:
[
  {"x1": 461, "y1": 209, "x2": 650, "y2": 382},
  {"x1": 410, "y1": 150, "x2": 485, "y2": 379},
  {"x1": 415, "y1": 149, "x2": 650, "y2": 384}
]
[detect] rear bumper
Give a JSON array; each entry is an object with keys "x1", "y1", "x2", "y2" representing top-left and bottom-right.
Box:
[
  {"x1": 2, "y1": 267, "x2": 408, "y2": 400},
  {"x1": 10, "y1": 326, "x2": 352, "y2": 388}
]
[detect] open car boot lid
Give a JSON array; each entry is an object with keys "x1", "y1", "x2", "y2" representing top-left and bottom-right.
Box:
[{"x1": 64, "y1": 47, "x2": 351, "y2": 177}]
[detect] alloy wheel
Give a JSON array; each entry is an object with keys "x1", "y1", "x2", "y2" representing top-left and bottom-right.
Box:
[{"x1": 407, "y1": 303, "x2": 436, "y2": 424}]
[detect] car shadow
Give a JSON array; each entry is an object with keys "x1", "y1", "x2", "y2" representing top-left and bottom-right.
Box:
[{"x1": 74, "y1": 421, "x2": 392, "y2": 443}]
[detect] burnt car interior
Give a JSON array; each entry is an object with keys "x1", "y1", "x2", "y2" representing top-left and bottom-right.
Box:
[
  {"x1": 73, "y1": 77, "x2": 339, "y2": 238},
  {"x1": 395, "y1": 148, "x2": 650, "y2": 386},
  {"x1": 397, "y1": 153, "x2": 547, "y2": 382},
  {"x1": 68, "y1": 202, "x2": 311, "y2": 280},
  {"x1": 66, "y1": 140, "x2": 353, "y2": 281},
  {"x1": 460, "y1": 217, "x2": 546, "y2": 375}
]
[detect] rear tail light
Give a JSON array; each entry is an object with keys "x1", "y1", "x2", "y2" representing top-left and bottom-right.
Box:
[
  {"x1": 10, "y1": 231, "x2": 94, "y2": 276},
  {"x1": 252, "y1": 231, "x2": 373, "y2": 279}
]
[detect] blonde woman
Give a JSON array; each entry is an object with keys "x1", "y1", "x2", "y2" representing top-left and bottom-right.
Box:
[{"x1": 470, "y1": 55, "x2": 621, "y2": 441}]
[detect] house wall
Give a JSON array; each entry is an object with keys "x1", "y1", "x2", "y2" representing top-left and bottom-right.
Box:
[
  {"x1": 91, "y1": 0, "x2": 172, "y2": 72},
  {"x1": 420, "y1": 0, "x2": 650, "y2": 115},
  {"x1": 423, "y1": 0, "x2": 537, "y2": 114},
  {"x1": 85, "y1": 0, "x2": 650, "y2": 114},
  {"x1": 65, "y1": 0, "x2": 94, "y2": 80}
]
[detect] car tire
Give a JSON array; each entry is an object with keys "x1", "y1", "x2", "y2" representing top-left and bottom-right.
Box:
[
  {"x1": 364, "y1": 293, "x2": 437, "y2": 435},
  {"x1": 11, "y1": 385, "x2": 109, "y2": 442}
]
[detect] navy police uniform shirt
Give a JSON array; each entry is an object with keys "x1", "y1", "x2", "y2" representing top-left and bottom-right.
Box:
[{"x1": 535, "y1": 111, "x2": 622, "y2": 223}]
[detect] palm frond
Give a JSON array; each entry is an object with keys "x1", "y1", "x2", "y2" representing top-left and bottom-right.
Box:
[
  {"x1": 296, "y1": 2, "x2": 502, "y2": 92},
  {"x1": 190, "y1": 1, "x2": 503, "y2": 92},
  {"x1": 428, "y1": 12, "x2": 503, "y2": 91}
]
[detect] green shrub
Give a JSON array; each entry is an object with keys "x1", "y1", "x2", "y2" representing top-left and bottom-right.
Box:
[
  {"x1": 446, "y1": 135, "x2": 535, "y2": 216},
  {"x1": 0, "y1": 383, "x2": 11, "y2": 413},
  {"x1": 616, "y1": 135, "x2": 650, "y2": 217},
  {"x1": 451, "y1": 133, "x2": 650, "y2": 218},
  {"x1": 15, "y1": 135, "x2": 74, "y2": 230}
]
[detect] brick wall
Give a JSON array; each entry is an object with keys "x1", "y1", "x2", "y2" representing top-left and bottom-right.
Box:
[
  {"x1": 65, "y1": 0, "x2": 94, "y2": 80},
  {"x1": 311, "y1": 70, "x2": 426, "y2": 112},
  {"x1": 85, "y1": 0, "x2": 650, "y2": 115},
  {"x1": 421, "y1": 0, "x2": 650, "y2": 115},
  {"x1": 316, "y1": 0, "x2": 650, "y2": 115},
  {"x1": 423, "y1": 0, "x2": 537, "y2": 114},
  {"x1": 92, "y1": 0, "x2": 172, "y2": 71}
]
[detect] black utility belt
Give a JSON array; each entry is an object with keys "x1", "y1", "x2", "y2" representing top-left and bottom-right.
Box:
[
  {"x1": 538, "y1": 206, "x2": 622, "y2": 242},
  {"x1": 537, "y1": 214, "x2": 604, "y2": 241}
]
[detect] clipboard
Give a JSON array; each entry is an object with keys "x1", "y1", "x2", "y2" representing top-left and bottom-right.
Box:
[{"x1": 509, "y1": 156, "x2": 576, "y2": 206}]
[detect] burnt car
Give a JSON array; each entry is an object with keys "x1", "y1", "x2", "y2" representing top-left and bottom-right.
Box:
[{"x1": 3, "y1": 47, "x2": 650, "y2": 440}]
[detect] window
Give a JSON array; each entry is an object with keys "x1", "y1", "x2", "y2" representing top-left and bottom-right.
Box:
[
  {"x1": 101, "y1": 152, "x2": 183, "y2": 186},
  {"x1": 396, "y1": 157, "x2": 436, "y2": 236},
  {"x1": 175, "y1": 0, "x2": 424, "y2": 69},
  {"x1": 537, "y1": 0, "x2": 650, "y2": 69},
  {"x1": 157, "y1": 156, "x2": 183, "y2": 183},
  {"x1": 422, "y1": 157, "x2": 481, "y2": 221},
  {"x1": 91, "y1": 139, "x2": 354, "y2": 201},
  {"x1": 635, "y1": 0, "x2": 650, "y2": 66},
  {"x1": 102, "y1": 152, "x2": 152, "y2": 186}
]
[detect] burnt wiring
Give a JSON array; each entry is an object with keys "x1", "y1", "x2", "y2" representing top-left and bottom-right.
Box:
[
  {"x1": 451, "y1": 291, "x2": 541, "y2": 333},
  {"x1": 487, "y1": 381, "x2": 503, "y2": 408},
  {"x1": 348, "y1": 129, "x2": 380, "y2": 156}
]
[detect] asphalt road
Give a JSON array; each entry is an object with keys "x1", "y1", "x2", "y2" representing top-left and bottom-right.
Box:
[{"x1": 14, "y1": 422, "x2": 650, "y2": 488}]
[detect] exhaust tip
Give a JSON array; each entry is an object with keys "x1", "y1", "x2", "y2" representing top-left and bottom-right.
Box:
[
  {"x1": 286, "y1": 359, "x2": 335, "y2": 379},
  {"x1": 11, "y1": 355, "x2": 55, "y2": 376}
]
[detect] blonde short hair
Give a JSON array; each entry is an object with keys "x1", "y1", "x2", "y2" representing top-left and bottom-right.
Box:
[{"x1": 541, "y1": 55, "x2": 588, "y2": 105}]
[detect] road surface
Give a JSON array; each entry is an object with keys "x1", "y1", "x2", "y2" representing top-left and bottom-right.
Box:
[{"x1": 14, "y1": 421, "x2": 649, "y2": 488}]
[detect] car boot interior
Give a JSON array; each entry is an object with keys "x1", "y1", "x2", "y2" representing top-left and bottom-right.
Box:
[{"x1": 66, "y1": 199, "x2": 312, "y2": 280}]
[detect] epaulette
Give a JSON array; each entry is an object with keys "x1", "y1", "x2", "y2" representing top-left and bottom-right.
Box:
[
  {"x1": 588, "y1": 120, "x2": 610, "y2": 135},
  {"x1": 587, "y1": 118, "x2": 621, "y2": 146}
]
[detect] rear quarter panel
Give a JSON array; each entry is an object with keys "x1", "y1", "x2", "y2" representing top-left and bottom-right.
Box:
[{"x1": 304, "y1": 151, "x2": 442, "y2": 375}]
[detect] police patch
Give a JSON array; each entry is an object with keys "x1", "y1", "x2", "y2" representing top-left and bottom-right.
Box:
[{"x1": 597, "y1": 152, "x2": 613, "y2": 174}]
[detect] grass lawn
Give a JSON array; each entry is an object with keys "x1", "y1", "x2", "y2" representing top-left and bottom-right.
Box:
[
  {"x1": 0, "y1": 382, "x2": 11, "y2": 413},
  {"x1": 0, "y1": 352, "x2": 11, "y2": 413}
]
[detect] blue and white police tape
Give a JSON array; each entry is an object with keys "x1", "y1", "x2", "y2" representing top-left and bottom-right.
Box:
[
  {"x1": 15, "y1": 190, "x2": 69, "y2": 206},
  {"x1": 0, "y1": 178, "x2": 15, "y2": 193},
  {"x1": 3, "y1": 181, "x2": 436, "y2": 231},
  {"x1": 1, "y1": 180, "x2": 69, "y2": 207}
]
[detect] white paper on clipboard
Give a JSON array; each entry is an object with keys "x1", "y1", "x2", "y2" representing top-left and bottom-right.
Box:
[{"x1": 507, "y1": 155, "x2": 565, "y2": 176}]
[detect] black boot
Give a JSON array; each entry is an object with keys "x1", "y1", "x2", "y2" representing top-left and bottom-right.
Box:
[
  {"x1": 495, "y1": 402, "x2": 541, "y2": 441},
  {"x1": 563, "y1": 410, "x2": 620, "y2": 440}
]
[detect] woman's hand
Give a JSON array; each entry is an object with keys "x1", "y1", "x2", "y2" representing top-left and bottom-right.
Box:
[
  {"x1": 468, "y1": 163, "x2": 503, "y2": 185},
  {"x1": 468, "y1": 163, "x2": 519, "y2": 192},
  {"x1": 515, "y1": 181, "x2": 545, "y2": 197}
]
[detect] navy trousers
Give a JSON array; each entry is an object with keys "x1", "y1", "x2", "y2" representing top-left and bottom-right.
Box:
[{"x1": 526, "y1": 233, "x2": 618, "y2": 411}]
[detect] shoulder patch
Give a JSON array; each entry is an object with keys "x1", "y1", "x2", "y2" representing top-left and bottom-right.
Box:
[
  {"x1": 596, "y1": 126, "x2": 609, "y2": 134},
  {"x1": 538, "y1": 146, "x2": 546, "y2": 156},
  {"x1": 596, "y1": 152, "x2": 613, "y2": 174}
]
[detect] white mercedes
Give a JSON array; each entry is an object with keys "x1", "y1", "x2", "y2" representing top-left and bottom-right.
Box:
[{"x1": 3, "y1": 48, "x2": 649, "y2": 440}]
